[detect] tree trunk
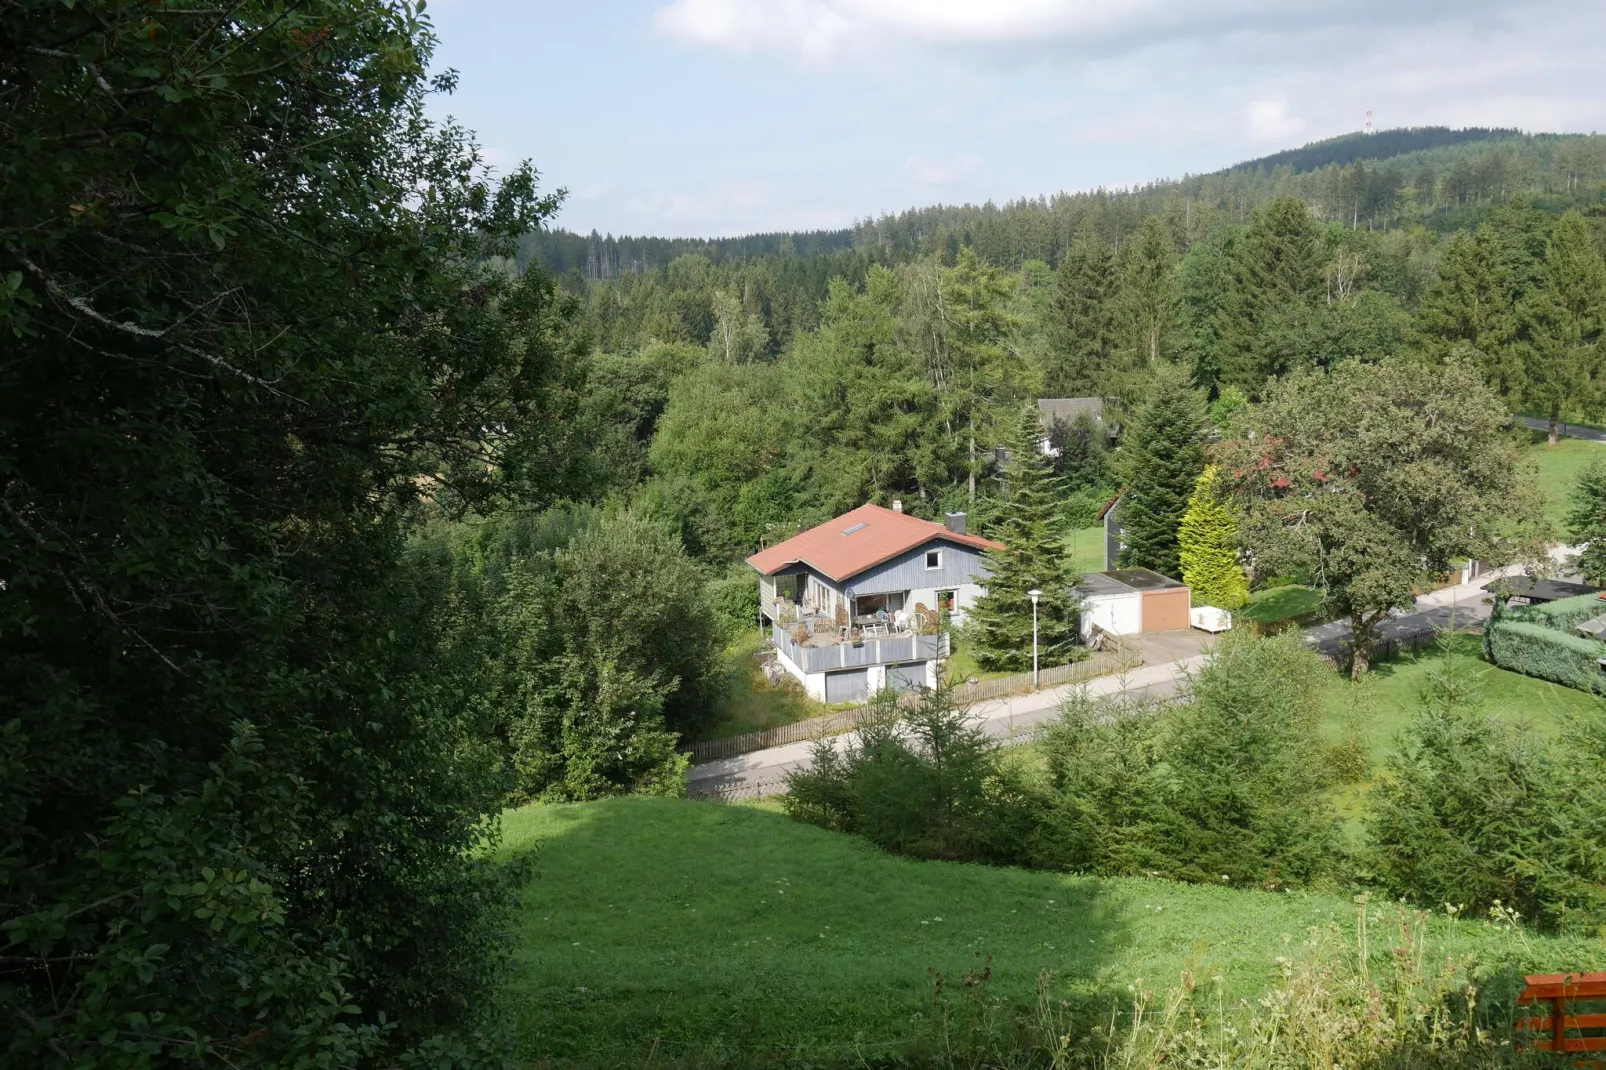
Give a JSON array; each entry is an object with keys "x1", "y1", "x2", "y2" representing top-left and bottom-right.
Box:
[
  {"x1": 1549, "y1": 403, "x2": 1561, "y2": 447},
  {"x1": 968, "y1": 412, "x2": 976, "y2": 504},
  {"x1": 1349, "y1": 612, "x2": 1373, "y2": 680}
]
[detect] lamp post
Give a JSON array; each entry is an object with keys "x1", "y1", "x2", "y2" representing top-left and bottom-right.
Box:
[{"x1": 1027, "y1": 589, "x2": 1042, "y2": 691}]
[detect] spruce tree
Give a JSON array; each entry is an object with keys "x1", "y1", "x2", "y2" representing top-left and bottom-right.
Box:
[
  {"x1": 1047, "y1": 216, "x2": 1115, "y2": 396},
  {"x1": 1118, "y1": 214, "x2": 1180, "y2": 367},
  {"x1": 1117, "y1": 366, "x2": 1206, "y2": 578},
  {"x1": 1417, "y1": 228, "x2": 1523, "y2": 400},
  {"x1": 1567, "y1": 459, "x2": 1606, "y2": 585},
  {"x1": 1178, "y1": 465, "x2": 1250, "y2": 610},
  {"x1": 1219, "y1": 197, "x2": 1324, "y2": 394},
  {"x1": 1520, "y1": 210, "x2": 1606, "y2": 443},
  {"x1": 970, "y1": 405, "x2": 1083, "y2": 672}
]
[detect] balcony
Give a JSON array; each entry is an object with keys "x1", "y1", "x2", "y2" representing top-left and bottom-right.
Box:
[{"x1": 771, "y1": 621, "x2": 948, "y2": 673}]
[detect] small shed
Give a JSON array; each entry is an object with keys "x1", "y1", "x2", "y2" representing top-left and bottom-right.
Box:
[
  {"x1": 1482, "y1": 576, "x2": 1606, "y2": 606},
  {"x1": 1078, "y1": 568, "x2": 1191, "y2": 639}
]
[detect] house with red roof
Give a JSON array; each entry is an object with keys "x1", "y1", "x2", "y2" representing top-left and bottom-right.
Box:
[{"x1": 746, "y1": 502, "x2": 1004, "y2": 702}]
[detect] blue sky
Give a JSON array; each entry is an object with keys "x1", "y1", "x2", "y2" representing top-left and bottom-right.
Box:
[{"x1": 426, "y1": 1, "x2": 1606, "y2": 238}]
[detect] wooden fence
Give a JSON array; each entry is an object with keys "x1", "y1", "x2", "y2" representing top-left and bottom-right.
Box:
[{"x1": 684, "y1": 642, "x2": 1139, "y2": 766}]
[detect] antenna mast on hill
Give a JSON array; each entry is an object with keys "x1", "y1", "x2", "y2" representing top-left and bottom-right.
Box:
[{"x1": 1364, "y1": 109, "x2": 1374, "y2": 135}]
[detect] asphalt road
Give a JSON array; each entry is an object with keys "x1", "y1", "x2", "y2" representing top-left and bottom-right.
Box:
[
  {"x1": 687, "y1": 654, "x2": 1209, "y2": 799},
  {"x1": 1516, "y1": 415, "x2": 1606, "y2": 442}
]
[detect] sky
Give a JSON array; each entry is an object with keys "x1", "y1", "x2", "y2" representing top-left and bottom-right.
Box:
[{"x1": 425, "y1": 1, "x2": 1606, "y2": 239}]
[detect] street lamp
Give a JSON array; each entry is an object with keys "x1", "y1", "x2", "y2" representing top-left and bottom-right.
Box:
[{"x1": 1027, "y1": 588, "x2": 1042, "y2": 690}]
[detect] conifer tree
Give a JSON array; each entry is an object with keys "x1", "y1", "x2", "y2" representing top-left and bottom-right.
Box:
[
  {"x1": 1520, "y1": 210, "x2": 1606, "y2": 443},
  {"x1": 1219, "y1": 197, "x2": 1324, "y2": 393},
  {"x1": 969, "y1": 406, "x2": 1082, "y2": 672},
  {"x1": 1417, "y1": 228, "x2": 1523, "y2": 400},
  {"x1": 1117, "y1": 214, "x2": 1179, "y2": 368},
  {"x1": 1117, "y1": 366, "x2": 1206, "y2": 577},
  {"x1": 1178, "y1": 465, "x2": 1250, "y2": 610},
  {"x1": 1047, "y1": 217, "x2": 1115, "y2": 395},
  {"x1": 1567, "y1": 459, "x2": 1606, "y2": 585}
]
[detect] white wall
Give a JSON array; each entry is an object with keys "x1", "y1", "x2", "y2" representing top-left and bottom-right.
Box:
[
  {"x1": 953, "y1": 582, "x2": 985, "y2": 624},
  {"x1": 1082, "y1": 592, "x2": 1142, "y2": 638}
]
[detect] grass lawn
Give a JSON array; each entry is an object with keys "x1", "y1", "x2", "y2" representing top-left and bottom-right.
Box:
[
  {"x1": 1064, "y1": 524, "x2": 1105, "y2": 577},
  {"x1": 501, "y1": 797, "x2": 1592, "y2": 1067},
  {"x1": 1524, "y1": 434, "x2": 1602, "y2": 532},
  {"x1": 1238, "y1": 584, "x2": 1324, "y2": 625},
  {"x1": 1319, "y1": 633, "x2": 1606, "y2": 832},
  {"x1": 697, "y1": 632, "x2": 826, "y2": 741}
]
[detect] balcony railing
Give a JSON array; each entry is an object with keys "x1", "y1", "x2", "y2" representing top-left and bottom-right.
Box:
[{"x1": 771, "y1": 622, "x2": 947, "y2": 673}]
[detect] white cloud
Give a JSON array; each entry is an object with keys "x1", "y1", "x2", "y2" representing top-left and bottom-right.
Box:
[
  {"x1": 904, "y1": 153, "x2": 981, "y2": 184},
  {"x1": 652, "y1": 0, "x2": 1519, "y2": 64},
  {"x1": 1244, "y1": 97, "x2": 1303, "y2": 141}
]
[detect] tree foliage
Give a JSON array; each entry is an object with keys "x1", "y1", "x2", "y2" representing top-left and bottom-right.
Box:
[
  {"x1": 2, "y1": 3, "x2": 582, "y2": 1064},
  {"x1": 1177, "y1": 466, "x2": 1250, "y2": 610},
  {"x1": 1221, "y1": 359, "x2": 1547, "y2": 676},
  {"x1": 967, "y1": 407, "x2": 1084, "y2": 672},
  {"x1": 1116, "y1": 366, "x2": 1206, "y2": 577}
]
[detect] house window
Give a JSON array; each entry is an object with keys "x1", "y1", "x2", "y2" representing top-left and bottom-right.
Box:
[{"x1": 925, "y1": 549, "x2": 942, "y2": 570}]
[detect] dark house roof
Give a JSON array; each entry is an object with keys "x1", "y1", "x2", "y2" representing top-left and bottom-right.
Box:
[
  {"x1": 1078, "y1": 567, "x2": 1187, "y2": 598},
  {"x1": 1037, "y1": 397, "x2": 1106, "y2": 425},
  {"x1": 1481, "y1": 575, "x2": 1606, "y2": 603}
]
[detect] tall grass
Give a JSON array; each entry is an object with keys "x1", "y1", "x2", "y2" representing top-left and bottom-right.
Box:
[{"x1": 910, "y1": 897, "x2": 1542, "y2": 1069}]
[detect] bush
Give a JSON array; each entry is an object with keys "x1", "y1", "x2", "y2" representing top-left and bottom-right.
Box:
[
  {"x1": 784, "y1": 684, "x2": 1037, "y2": 865},
  {"x1": 1369, "y1": 631, "x2": 1606, "y2": 931},
  {"x1": 1485, "y1": 619, "x2": 1606, "y2": 693},
  {"x1": 1034, "y1": 633, "x2": 1345, "y2": 889},
  {"x1": 1368, "y1": 708, "x2": 1606, "y2": 930},
  {"x1": 1145, "y1": 632, "x2": 1345, "y2": 887}
]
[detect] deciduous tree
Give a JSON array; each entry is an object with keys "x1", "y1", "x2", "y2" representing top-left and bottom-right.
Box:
[{"x1": 1222, "y1": 359, "x2": 1546, "y2": 677}]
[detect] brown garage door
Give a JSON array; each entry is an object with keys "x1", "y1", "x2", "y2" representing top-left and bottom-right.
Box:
[{"x1": 1140, "y1": 587, "x2": 1191, "y2": 631}]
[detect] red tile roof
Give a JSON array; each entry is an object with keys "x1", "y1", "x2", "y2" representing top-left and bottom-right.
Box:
[{"x1": 746, "y1": 504, "x2": 1004, "y2": 584}]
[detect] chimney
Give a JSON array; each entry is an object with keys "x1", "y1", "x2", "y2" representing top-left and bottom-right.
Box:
[
  {"x1": 892, "y1": 500, "x2": 903, "y2": 513},
  {"x1": 945, "y1": 512, "x2": 966, "y2": 535}
]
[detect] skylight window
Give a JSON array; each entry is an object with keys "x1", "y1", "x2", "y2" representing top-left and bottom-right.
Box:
[{"x1": 841, "y1": 522, "x2": 868, "y2": 536}]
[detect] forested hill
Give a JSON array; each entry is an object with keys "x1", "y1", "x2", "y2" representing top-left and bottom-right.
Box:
[
  {"x1": 1229, "y1": 125, "x2": 1520, "y2": 175},
  {"x1": 520, "y1": 127, "x2": 1602, "y2": 280}
]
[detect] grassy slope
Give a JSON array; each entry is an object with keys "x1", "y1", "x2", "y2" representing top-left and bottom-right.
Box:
[
  {"x1": 1527, "y1": 435, "x2": 1600, "y2": 532},
  {"x1": 699, "y1": 632, "x2": 827, "y2": 740},
  {"x1": 1319, "y1": 632, "x2": 1605, "y2": 830},
  {"x1": 501, "y1": 797, "x2": 1591, "y2": 1067}
]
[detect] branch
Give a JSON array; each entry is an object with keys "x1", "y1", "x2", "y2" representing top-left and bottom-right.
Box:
[{"x1": 20, "y1": 258, "x2": 302, "y2": 403}]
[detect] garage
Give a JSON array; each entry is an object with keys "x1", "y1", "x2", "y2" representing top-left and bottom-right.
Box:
[
  {"x1": 824, "y1": 667, "x2": 870, "y2": 703},
  {"x1": 886, "y1": 661, "x2": 930, "y2": 693},
  {"x1": 1077, "y1": 568, "x2": 1192, "y2": 638}
]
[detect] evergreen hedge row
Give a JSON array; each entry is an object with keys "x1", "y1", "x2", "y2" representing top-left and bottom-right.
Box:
[
  {"x1": 1486, "y1": 619, "x2": 1606, "y2": 693},
  {"x1": 1506, "y1": 591, "x2": 1606, "y2": 631}
]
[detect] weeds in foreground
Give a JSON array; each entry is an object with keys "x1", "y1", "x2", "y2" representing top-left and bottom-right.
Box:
[{"x1": 909, "y1": 896, "x2": 1546, "y2": 1069}]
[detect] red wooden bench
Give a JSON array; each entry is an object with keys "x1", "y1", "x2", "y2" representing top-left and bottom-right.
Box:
[{"x1": 1518, "y1": 972, "x2": 1606, "y2": 1055}]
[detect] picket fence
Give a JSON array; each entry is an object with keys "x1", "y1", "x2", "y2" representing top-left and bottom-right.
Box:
[{"x1": 684, "y1": 642, "x2": 1138, "y2": 766}]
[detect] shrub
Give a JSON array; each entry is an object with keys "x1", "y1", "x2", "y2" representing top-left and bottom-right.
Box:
[
  {"x1": 1368, "y1": 708, "x2": 1606, "y2": 930},
  {"x1": 1485, "y1": 619, "x2": 1606, "y2": 693},
  {"x1": 1369, "y1": 631, "x2": 1606, "y2": 931},
  {"x1": 784, "y1": 684, "x2": 1037, "y2": 865},
  {"x1": 1034, "y1": 633, "x2": 1345, "y2": 889},
  {"x1": 1145, "y1": 632, "x2": 1345, "y2": 888}
]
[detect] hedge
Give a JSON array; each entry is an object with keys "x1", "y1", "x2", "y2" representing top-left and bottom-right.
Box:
[
  {"x1": 1505, "y1": 592, "x2": 1606, "y2": 633},
  {"x1": 1486, "y1": 619, "x2": 1606, "y2": 693}
]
